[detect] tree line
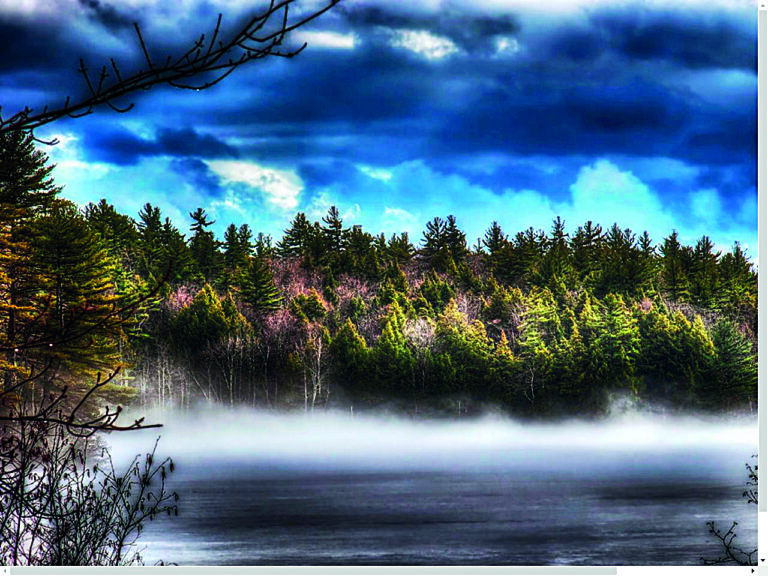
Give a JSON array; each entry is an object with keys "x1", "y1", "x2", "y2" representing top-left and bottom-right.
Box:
[{"x1": 1, "y1": 131, "x2": 757, "y2": 418}]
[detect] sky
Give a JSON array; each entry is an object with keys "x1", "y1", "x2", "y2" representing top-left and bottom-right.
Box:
[{"x1": 0, "y1": 0, "x2": 758, "y2": 255}]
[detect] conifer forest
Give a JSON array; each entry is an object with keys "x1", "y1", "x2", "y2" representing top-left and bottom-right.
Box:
[
  {"x1": 0, "y1": 0, "x2": 760, "y2": 567},
  {"x1": 1, "y1": 129, "x2": 757, "y2": 422}
]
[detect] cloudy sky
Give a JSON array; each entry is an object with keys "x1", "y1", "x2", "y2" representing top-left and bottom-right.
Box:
[{"x1": 0, "y1": 0, "x2": 757, "y2": 254}]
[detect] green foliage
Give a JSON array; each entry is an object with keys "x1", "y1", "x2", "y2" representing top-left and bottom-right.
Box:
[
  {"x1": 171, "y1": 284, "x2": 230, "y2": 354},
  {"x1": 278, "y1": 212, "x2": 312, "y2": 258},
  {"x1": 371, "y1": 301, "x2": 414, "y2": 393},
  {"x1": 419, "y1": 270, "x2": 455, "y2": 315},
  {"x1": 32, "y1": 199, "x2": 124, "y2": 373},
  {"x1": 434, "y1": 300, "x2": 494, "y2": 394},
  {"x1": 421, "y1": 215, "x2": 467, "y2": 271},
  {"x1": 290, "y1": 289, "x2": 328, "y2": 323},
  {"x1": 188, "y1": 208, "x2": 222, "y2": 282},
  {"x1": 660, "y1": 231, "x2": 692, "y2": 302},
  {"x1": 635, "y1": 304, "x2": 715, "y2": 402},
  {"x1": 0, "y1": 130, "x2": 59, "y2": 213},
  {"x1": 8, "y1": 164, "x2": 755, "y2": 417},
  {"x1": 330, "y1": 318, "x2": 369, "y2": 388},
  {"x1": 698, "y1": 320, "x2": 757, "y2": 410},
  {"x1": 239, "y1": 258, "x2": 282, "y2": 313}
]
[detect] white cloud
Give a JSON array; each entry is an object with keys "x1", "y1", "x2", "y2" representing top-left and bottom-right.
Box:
[
  {"x1": 382, "y1": 206, "x2": 419, "y2": 235},
  {"x1": 494, "y1": 36, "x2": 520, "y2": 56},
  {"x1": 358, "y1": 165, "x2": 393, "y2": 181},
  {"x1": 389, "y1": 29, "x2": 459, "y2": 60},
  {"x1": 567, "y1": 159, "x2": 677, "y2": 238},
  {"x1": 294, "y1": 30, "x2": 356, "y2": 50},
  {"x1": 207, "y1": 160, "x2": 303, "y2": 211}
]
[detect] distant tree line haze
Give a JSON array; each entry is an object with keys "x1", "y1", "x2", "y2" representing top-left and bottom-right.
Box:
[{"x1": 0, "y1": 131, "x2": 757, "y2": 418}]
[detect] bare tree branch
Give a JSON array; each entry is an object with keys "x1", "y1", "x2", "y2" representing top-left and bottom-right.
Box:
[{"x1": 0, "y1": 0, "x2": 341, "y2": 143}]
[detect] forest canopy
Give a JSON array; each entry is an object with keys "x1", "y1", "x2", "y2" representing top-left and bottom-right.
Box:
[{"x1": 1, "y1": 131, "x2": 757, "y2": 419}]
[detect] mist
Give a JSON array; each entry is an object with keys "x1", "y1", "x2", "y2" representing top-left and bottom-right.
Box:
[{"x1": 106, "y1": 406, "x2": 757, "y2": 480}]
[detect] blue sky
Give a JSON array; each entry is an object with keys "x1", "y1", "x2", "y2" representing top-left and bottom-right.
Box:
[{"x1": 0, "y1": 0, "x2": 757, "y2": 254}]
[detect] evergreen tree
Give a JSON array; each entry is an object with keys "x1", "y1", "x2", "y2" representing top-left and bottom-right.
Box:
[
  {"x1": 660, "y1": 231, "x2": 692, "y2": 302},
  {"x1": 590, "y1": 294, "x2": 641, "y2": 393},
  {"x1": 371, "y1": 301, "x2": 414, "y2": 393},
  {"x1": 570, "y1": 220, "x2": 603, "y2": 287},
  {"x1": 239, "y1": 258, "x2": 282, "y2": 313},
  {"x1": 278, "y1": 212, "x2": 312, "y2": 258},
  {"x1": 329, "y1": 318, "x2": 369, "y2": 391},
  {"x1": 482, "y1": 221, "x2": 508, "y2": 256},
  {"x1": 537, "y1": 217, "x2": 575, "y2": 296},
  {"x1": 223, "y1": 223, "x2": 249, "y2": 273},
  {"x1": 496, "y1": 227, "x2": 546, "y2": 288},
  {"x1": 699, "y1": 320, "x2": 757, "y2": 410},
  {"x1": 689, "y1": 235, "x2": 721, "y2": 307},
  {"x1": 418, "y1": 270, "x2": 455, "y2": 315},
  {"x1": 188, "y1": 208, "x2": 221, "y2": 282},
  {"x1": 0, "y1": 131, "x2": 60, "y2": 362},
  {"x1": 0, "y1": 131, "x2": 59, "y2": 213},
  {"x1": 435, "y1": 299, "x2": 494, "y2": 396},
  {"x1": 345, "y1": 225, "x2": 376, "y2": 276},
  {"x1": 385, "y1": 232, "x2": 415, "y2": 266},
  {"x1": 31, "y1": 199, "x2": 124, "y2": 374},
  {"x1": 254, "y1": 231, "x2": 275, "y2": 258},
  {"x1": 290, "y1": 289, "x2": 327, "y2": 323},
  {"x1": 322, "y1": 206, "x2": 346, "y2": 254},
  {"x1": 83, "y1": 199, "x2": 140, "y2": 267}
]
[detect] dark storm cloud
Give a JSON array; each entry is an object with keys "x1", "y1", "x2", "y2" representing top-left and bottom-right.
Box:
[
  {"x1": 77, "y1": 0, "x2": 134, "y2": 32},
  {"x1": 83, "y1": 126, "x2": 238, "y2": 165},
  {"x1": 1, "y1": 0, "x2": 754, "y2": 211},
  {"x1": 296, "y1": 160, "x2": 362, "y2": 189},
  {"x1": 0, "y1": 20, "x2": 74, "y2": 71},
  {"x1": 544, "y1": 8, "x2": 756, "y2": 71},
  {"x1": 597, "y1": 9, "x2": 756, "y2": 71},
  {"x1": 169, "y1": 157, "x2": 223, "y2": 198},
  {"x1": 202, "y1": 40, "x2": 747, "y2": 169}
]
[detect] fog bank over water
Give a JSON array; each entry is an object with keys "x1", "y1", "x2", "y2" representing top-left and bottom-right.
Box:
[{"x1": 106, "y1": 406, "x2": 756, "y2": 479}]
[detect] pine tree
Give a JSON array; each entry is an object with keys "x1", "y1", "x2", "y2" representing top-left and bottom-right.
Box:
[
  {"x1": 570, "y1": 220, "x2": 603, "y2": 286},
  {"x1": 239, "y1": 258, "x2": 282, "y2": 313},
  {"x1": 689, "y1": 235, "x2": 721, "y2": 307},
  {"x1": 591, "y1": 294, "x2": 641, "y2": 393},
  {"x1": 660, "y1": 231, "x2": 692, "y2": 302},
  {"x1": 418, "y1": 270, "x2": 455, "y2": 315},
  {"x1": 371, "y1": 301, "x2": 414, "y2": 393},
  {"x1": 290, "y1": 289, "x2": 327, "y2": 323},
  {"x1": 171, "y1": 283, "x2": 230, "y2": 354},
  {"x1": 385, "y1": 232, "x2": 414, "y2": 266},
  {"x1": 537, "y1": 217, "x2": 575, "y2": 296},
  {"x1": 496, "y1": 227, "x2": 546, "y2": 288},
  {"x1": 223, "y1": 224, "x2": 246, "y2": 272},
  {"x1": 329, "y1": 318, "x2": 369, "y2": 390},
  {"x1": 0, "y1": 131, "x2": 60, "y2": 367},
  {"x1": 83, "y1": 199, "x2": 140, "y2": 266},
  {"x1": 254, "y1": 231, "x2": 275, "y2": 258},
  {"x1": 31, "y1": 199, "x2": 125, "y2": 375},
  {"x1": 0, "y1": 131, "x2": 59, "y2": 213},
  {"x1": 322, "y1": 206, "x2": 346, "y2": 254},
  {"x1": 698, "y1": 320, "x2": 757, "y2": 410},
  {"x1": 188, "y1": 208, "x2": 221, "y2": 282},
  {"x1": 435, "y1": 299, "x2": 494, "y2": 395},
  {"x1": 482, "y1": 221, "x2": 508, "y2": 256},
  {"x1": 278, "y1": 212, "x2": 312, "y2": 258}
]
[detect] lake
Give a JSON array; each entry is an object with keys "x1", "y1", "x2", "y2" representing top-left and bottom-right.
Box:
[{"x1": 107, "y1": 407, "x2": 757, "y2": 566}]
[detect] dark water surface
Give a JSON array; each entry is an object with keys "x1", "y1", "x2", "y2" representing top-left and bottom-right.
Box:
[{"x1": 109, "y1": 409, "x2": 757, "y2": 565}]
